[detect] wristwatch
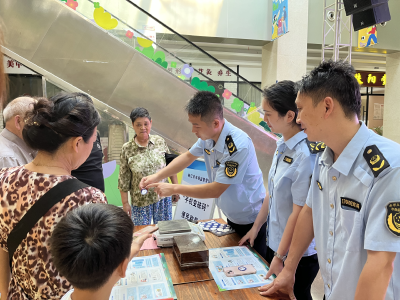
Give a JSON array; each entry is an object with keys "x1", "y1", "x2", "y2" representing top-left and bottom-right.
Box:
[{"x1": 274, "y1": 251, "x2": 287, "y2": 262}]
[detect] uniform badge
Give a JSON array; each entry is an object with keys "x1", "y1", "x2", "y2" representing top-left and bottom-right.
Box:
[
  {"x1": 225, "y1": 161, "x2": 239, "y2": 178},
  {"x1": 363, "y1": 145, "x2": 390, "y2": 177},
  {"x1": 317, "y1": 180, "x2": 323, "y2": 191},
  {"x1": 340, "y1": 197, "x2": 361, "y2": 212},
  {"x1": 225, "y1": 135, "x2": 237, "y2": 156},
  {"x1": 283, "y1": 156, "x2": 293, "y2": 164},
  {"x1": 204, "y1": 148, "x2": 211, "y2": 155},
  {"x1": 306, "y1": 140, "x2": 326, "y2": 154},
  {"x1": 216, "y1": 160, "x2": 221, "y2": 166},
  {"x1": 386, "y1": 202, "x2": 400, "y2": 237}
]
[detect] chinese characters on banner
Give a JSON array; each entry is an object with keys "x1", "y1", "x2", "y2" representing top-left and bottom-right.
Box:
[
  {"x1": 166, "y1": 67, "x2": 234, "y2": 81},
  {"x1": 174, "y1": 165, "x2": 215, "y2": 222},
  {"x1": 358, "y1": 26, "x2": 378, "y2": 48},
  {"x1": 354, "y1": 71, "x2": 386, "y2": 87},
  {"x1": 272, "y1": 0, "x2": 288, "y2": 40}
]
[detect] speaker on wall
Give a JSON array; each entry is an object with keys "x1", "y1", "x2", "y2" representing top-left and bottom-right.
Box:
[
  {"x1": 343, "y1": 0, "x2": 388, "y2": 15},
  {"x1": 352, "y1": 2, "x2": 391, "y2": 31}
]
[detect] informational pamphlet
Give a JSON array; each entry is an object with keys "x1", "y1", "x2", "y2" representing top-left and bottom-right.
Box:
[
  {"x1": 209, "y1": 246, "x2": 274, "y2": 292},
  {"x1": 110, "y1": 254, "x2": 177, "y2": 300}
]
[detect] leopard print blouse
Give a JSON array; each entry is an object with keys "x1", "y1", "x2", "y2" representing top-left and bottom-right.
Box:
[{"x1": 0, "y1": 166, "x2": 107, "y2": 299}]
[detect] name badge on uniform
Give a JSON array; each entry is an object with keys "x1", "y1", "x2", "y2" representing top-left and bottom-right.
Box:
[
  {"x1": 225, "y1": 161, "x2": 239, "y2": 178},
  {"x1": 385, "y1": 202, "x2": 400, "y2": 237},
  {"x1": 283, "y1": 156, "x2": 293, "y2": 164},
  {"x1": 216, "y1": 160, "x2": 221, "y2": 166},
  {"x1": 204, "y1": 148, "x2": 211, "y2": 155},
  {"x1": 341, "y1": 197, "x2": 361, "y2": 212}
]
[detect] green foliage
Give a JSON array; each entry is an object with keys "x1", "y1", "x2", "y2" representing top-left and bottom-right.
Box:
[{"x1": 373, "y1": 126, "x2": 383, "y2": 136}]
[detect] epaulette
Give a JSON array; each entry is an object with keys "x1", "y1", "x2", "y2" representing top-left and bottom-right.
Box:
[
  {"x1": 225, "y1": 135, "x2": 237, "y2": 156},
  {"x1": 363, "y1": 145, "x2": 390, "y2": 177},
  {"x1": 306, "y1": 139, "x2": 326, "y2": 154}
]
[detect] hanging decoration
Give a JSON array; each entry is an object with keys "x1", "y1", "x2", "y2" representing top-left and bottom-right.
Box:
[{"x1": 93, "y1": 2, "x2": 118, "y2": 30}]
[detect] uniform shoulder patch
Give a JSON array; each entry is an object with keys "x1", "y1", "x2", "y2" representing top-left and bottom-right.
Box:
[
  {"x1": 225, "y1": 161, "x2": 239, "y2": 178},
  {"x1": 225, "y1": 135, "x2": 237, "y2": 156},
  {"x1": 363, "y1": 145, "x2": 390, "y2": 177},
  {"x1": 306, "y1": 140, "x2": 326, "y2": 154},
  {"x1": 204, "y1": 148, "x2": 211, "y2": 155},
  {"x1": 283, "y1": 156, "x2": 293, "y2": 164},
  {"x1": 386, "y1": 202, "x2": 400, "y2": 237}
]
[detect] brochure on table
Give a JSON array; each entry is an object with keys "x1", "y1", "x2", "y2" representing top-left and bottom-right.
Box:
[
  {"x1": 110, "y1": 253, "x2": 177, "y2": 300},
  {"x1": 209, "y1": 246, "x2": 274, "y2": 292}
]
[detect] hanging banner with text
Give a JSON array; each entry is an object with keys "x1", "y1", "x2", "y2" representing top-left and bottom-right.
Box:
[
  {"x1": 272, "y1": 0, "x2": 288, "y2": 40},
  {"x1": 174, "y1": 161, "x2": 215, "y2": 222}
]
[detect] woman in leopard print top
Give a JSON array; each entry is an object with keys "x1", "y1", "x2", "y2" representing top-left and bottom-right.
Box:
[{"x1": 0, "y1": 93, "x2": 107, "y2": 299}]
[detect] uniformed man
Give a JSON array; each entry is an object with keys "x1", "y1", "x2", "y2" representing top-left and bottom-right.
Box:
[
  {"x1": 140, "y1": 91, "x2": 267, "y2": 257},
  {"x1": 259, "y1": 60, "x2": 400, "y2": 300}
]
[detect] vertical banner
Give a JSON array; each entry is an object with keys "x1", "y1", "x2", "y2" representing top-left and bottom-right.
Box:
[
  {"x1": 174, "y1": 160, "x2": 215, "y2": 222},
  {"x1": 358, "y1": 26, "x2": 378, "y2": 48},
  {"x1": 272, "y1": 0, "x2": 288, "y2": 40}
]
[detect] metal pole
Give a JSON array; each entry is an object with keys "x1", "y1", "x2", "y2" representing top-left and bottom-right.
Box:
[{"x1": 366, "y1": 87, "x2": 369, "y2": 126}]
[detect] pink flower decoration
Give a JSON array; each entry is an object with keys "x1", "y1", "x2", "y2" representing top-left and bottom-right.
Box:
[
  {"x1": 66, "y1": 0, "x2": 78, "y2": 10},
  {"x1": 126, "y1": 30, "x2": 134, "y2": 39},
  {"x1": 222, "y1": 89, "x2": 232, "y2": 99}
]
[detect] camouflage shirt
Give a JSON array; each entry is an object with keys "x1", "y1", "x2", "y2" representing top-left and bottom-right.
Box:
[{"x1": 118, "y1": 135, "x2": 170, "y2": 207}]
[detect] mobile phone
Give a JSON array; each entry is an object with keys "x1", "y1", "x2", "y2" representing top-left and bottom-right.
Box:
[{"x1": 223, "y1": 264, "x2": 257, "y2": 277}]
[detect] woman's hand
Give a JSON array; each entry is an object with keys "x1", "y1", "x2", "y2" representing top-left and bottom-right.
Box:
[
  {"x1": 265, "y1": 256, "x2": 284, "y2": 279},
  {"x1": 122, "y1": 202, "x2": 132, "y2": 217},
  {"x1": 238, "y1": 226, "x2": 260, "y2": 247}
]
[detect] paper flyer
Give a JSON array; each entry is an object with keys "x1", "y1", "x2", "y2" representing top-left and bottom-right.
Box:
[
  {"x1": 208, "y1": 246, "x2": 274, "y2": 292},
  {"x1": 110, "y1": 253, "x2": 177, "y2": 300}
]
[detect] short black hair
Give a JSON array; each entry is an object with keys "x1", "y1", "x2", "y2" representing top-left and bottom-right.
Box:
[
  {"x1": 298, "y1": 60, "x2": 361, "y2": 119},
  {"x1": 263, "y1": 80, "x2": 299, "y2": 126},
  {"x1": 130, "y1": 107, "x2": 151, "y2": 124},
  {"x1": 23, "y1": 92, "x2": 101, "y2": 153},
  {"x1": 185, "y1": 91, "x2": 223, "y2": 123},
  {"x1": 50, "y1": 204, "x2": 133, "y2": 290}
]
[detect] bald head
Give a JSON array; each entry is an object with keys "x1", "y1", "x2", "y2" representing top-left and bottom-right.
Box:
[
  {"x1": 3, "y1": 97, "x2": 35, "y2": 123},
  {"x1": 3, "y1": 97, "x2": 35, "y2": 139}
]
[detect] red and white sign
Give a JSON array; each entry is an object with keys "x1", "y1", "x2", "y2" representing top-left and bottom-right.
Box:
[{"x1": 3, "y1": 56, "x2": 37, "y2": 75}]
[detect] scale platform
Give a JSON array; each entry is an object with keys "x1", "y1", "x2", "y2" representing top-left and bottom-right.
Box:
[{"x1": 154, "y1": 219, "x2": 205, "y2": 247}]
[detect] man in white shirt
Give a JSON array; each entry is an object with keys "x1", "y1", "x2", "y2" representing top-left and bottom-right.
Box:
[{"x1": 0, "y1": 97, "x2": 36, "y2": 168}]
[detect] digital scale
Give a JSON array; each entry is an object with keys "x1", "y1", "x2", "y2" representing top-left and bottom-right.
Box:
[{"x1": 153, "y1": 219, "x2": 206, "y2": 247}]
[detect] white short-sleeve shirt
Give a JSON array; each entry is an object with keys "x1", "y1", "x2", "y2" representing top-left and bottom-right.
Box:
[
  {"x1": 267, "y1": 131, "x2": 317, "y2": 256},
  {"x1": 189, "y1": 119, "x2": 266, "y2": 224}
]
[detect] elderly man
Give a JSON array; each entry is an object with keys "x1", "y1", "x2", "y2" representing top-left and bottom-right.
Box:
[{"x1": 0, "y1": 97, "x2": 36, "y2": 168}]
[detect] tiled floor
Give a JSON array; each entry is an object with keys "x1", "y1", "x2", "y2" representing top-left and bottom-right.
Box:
[{"x1": 172, "y1": 204, "x2": 325, "y2": 299}]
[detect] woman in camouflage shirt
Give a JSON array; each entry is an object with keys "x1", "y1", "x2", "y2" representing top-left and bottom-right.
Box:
[{"x1": 118, "y1": 107, "x2": 179, "y2": 225}]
